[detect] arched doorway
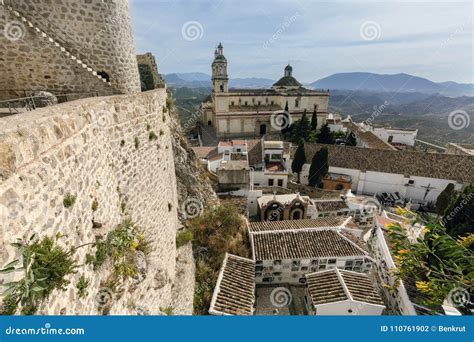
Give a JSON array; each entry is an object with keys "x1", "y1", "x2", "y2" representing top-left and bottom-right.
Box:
[
  {"x1": 260, "y1": 124, "x2": 267, "y2": 135},
  {"x1": 207, "y1": 120, "x2": 212, "y2": 126},
  {"x1": 264, "y1": 202, "x2": 284, "y2": 221}
]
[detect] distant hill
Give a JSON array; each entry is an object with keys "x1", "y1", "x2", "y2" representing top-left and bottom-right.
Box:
[
  {"x1": 309, "y1": 72, "x2": 473, "y2": 97},
  {"x1": 164, "y1": 73, "x2": 275, "y2": 89}
]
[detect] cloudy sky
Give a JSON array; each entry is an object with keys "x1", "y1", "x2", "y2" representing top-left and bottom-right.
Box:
[{"x1": 129, "y1": 0, "x2": 473, "y2": 83}]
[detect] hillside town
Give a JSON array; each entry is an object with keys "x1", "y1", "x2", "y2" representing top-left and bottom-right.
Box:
[
  {"x1": 190, "y1": 44, "x2": 473, "y2": 316},
  {"x1": 0, "y1": 1, "x2": 472, "y2": 322}
]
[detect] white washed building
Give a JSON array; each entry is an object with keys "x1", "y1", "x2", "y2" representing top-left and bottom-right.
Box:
[
  {"x1": 305, "y1": 268, "x2": 385, "y2": 315},
  {"x1": 296, "y1": 144, "x2": 473, "y2": 204}
]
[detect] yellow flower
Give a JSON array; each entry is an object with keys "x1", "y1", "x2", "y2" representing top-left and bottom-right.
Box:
[
  {"x1": 416, "y1": 281, "x2": 430, "y2": 293},
  {"x1": 457, "y1": 234, "x2": 474, "y2": 247},
  {"x1": 398, "y1": 249, "x2": 409, "y2": 255}
]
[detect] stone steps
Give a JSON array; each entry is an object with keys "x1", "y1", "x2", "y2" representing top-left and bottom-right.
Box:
[{"x1": 2, "y1": 4, "x2": 112, "y2": 87}]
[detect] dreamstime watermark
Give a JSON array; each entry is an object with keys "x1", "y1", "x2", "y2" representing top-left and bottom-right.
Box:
[
  {"x1": 88, "y1": 109, "x2": 112, "y2": 128},
  {"x1": 359, "y1": 197, "x2": 381, "y2": 215},
  {"x1": 436, "y1": 16, "x2": 473, "y2": 55},
  {"x1": 359, "y1": 21, "x2": 381, "y2": 41},
  {"x1": 3, "y1": 20, "x2": 26, "y2": 41},
  {"x1": 447, "y1": 287, "x2": 471, "y2": 308},
  {"x1": 270, "y1": 287, "x2": 293, "y2": 308},
  {"x1": 182, "y1": 108, "x2": 202, "y2": 132},
  {"x1": 440, "y1": 192, "x2": 474, "y2": 227},
  {"x1": 360, "y1": 100, "x2": 389, "y2": 132},
  {"x1": 181, "y1": 197, "x2": 203, "y2": 219},
  {"x1": 95, "y1": 287, "x2": 114, "y2": 307},
  {"x1": 181, "y1": 21, "x2": 204, "y2": 41},
  {"x1": 448, "y1": 110, "x2": 470, "y2": 130},
  {"x1": 270, "y1": 110, "x2": 292, "y2": 131},
  {"x1": 4, "y1": 323, "x2": 85, "y2": 336},
  {"x1": 262, "y1": 12, "x2": 300, "y2": 49},
  {"x1": 0, "y1": 198, "x2": 22, "y2": 222}
]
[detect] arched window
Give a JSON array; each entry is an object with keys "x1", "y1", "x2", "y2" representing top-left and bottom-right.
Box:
[{"x1": 335, "y1": 183, "x2": 344, "y2": 190}]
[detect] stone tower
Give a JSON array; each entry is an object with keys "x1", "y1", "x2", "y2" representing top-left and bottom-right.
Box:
[
  {"x1": 211, "y1": 43, "x2": 228, "y2": 93},
  {"x1": 0, "y1": 0, "x2": 141, "y2": 100}
]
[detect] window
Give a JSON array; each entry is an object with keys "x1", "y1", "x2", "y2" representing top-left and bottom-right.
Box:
[
  {"x1": 268, "y1": 179, "x2": 274, "y2": 186},
  {"x1": 328, "y1": 259, "x2": 336, "y2": 264},
  {"x1": 311, "y1": 260, "x2": 318, "y2": 265},
  {"x1": 388, "y1": 135, "x2": 394, "y2": 143},
  {"x1": 258, "y1": 101, "x2": 261, "y2": 106},
  {"x1": 408, "y1": 180, "x2": 415, "y2": 185},
  {"x1": 244, "y1": 101, "x2": 248, "y2": 106},
  {"x1": 265, "y1": 98, "x2": 268, "y2": 103},
  {"x1": 295, "y1": 99, "x2": 299, "y2": 108},
  {"x1": 270, "y1": 154, "x2": 281, "y2": 160},
  {"x1": 273, "y1": 272, "x2": 282, "y2": 276},
  {"x1": 292, "y1": 260, "x2": 301, "y2": 266},
  {"x1": 345, "y1": 260, "x2": 354, "y2": 267},
  {"x1": 319, "y1": 259, "x2": 327, "y2": 264},
  {"x1": 256, "y1": 260, "x2": 263, "y2": 265},
  {"x1": 262, "y1": 277, "x2": 273, "y2": 283},
  {"x1": 256, "y1": 265, "x2": 264, "y2": 272},
  {"x1": 355, "y1": 260, "x2": 363, "y2": 266},
  {"x1": 270, "y1": 101, "x2": 274, "y2": 105},
  {"x1": 277, "y1": 179, "x2": 283, "y2": 187},
  {"x1": 299, "y1": 277, "x2": 306, "y2": 284},
  {"x1": 236, "y1": 148, "x2": 241, "y2": 152},
  {"x1": 252, "y1": 98, "x2": 255, "y2": 104},
  {"x1": 231, "y1": 101, "x2": 235, "y2": 106},
  {"x1": 274, "y1": 260, "x2": 282, "y2": 266},
  {"x1": 301, "y1": 266, "x2": 308, "y2": 271}
]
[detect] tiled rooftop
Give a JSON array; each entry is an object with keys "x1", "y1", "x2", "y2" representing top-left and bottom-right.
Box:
[
  {"x1": 345, "y1": 122, "x2": 395, "y2": 150},
  {"x1": 314, "y1": 200, "x2": 349, "y2": 212},
  {"x1": 248, "y1": 217, "x2": 349, "y2": 233},
  {"x1": 302, "y1": 143, "x2": 474, "y2": 183},
  {"x1": 306, "y1": 268, "x2": 384, "y2": 306},
  {"x1": 252, "y1": 230, "x2": 368, "y2": 261},
  {"x1": 209, "y1": 254, "x2": 255, "y2": 316}
]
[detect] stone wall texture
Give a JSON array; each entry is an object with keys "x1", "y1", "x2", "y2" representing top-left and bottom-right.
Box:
[
  {"x1": 0, "y1": 0, "x2": 141, "y2": 100},
  {"x1": 0, "y1": 89, "x2": 194, "y2": 315}
]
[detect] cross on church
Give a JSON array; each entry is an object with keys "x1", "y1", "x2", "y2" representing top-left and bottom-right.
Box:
[{"x1": 421, "y1": 183, "x2": 436, "y2": 200}]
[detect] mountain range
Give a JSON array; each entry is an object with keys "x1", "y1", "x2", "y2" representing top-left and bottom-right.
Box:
[{"x1": 164, "y1": 72, "x2": 473, "y2": 97}]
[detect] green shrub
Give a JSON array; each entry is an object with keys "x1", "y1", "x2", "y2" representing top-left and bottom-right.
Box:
[
  {"x1": 149, "y1": 131, "x2": 158, "y2": 141},
  {"x1": 176, "y1": 230, "x2": 193, "y2": 248},
  {"x1": 0, "y1": 236, "x2": 77, "y2": 315},
  {"x1": 159, "y1": 129, "x2": 164, "y2": 136},
  {"x1": 86, "y1": 219, "x2": 151, "y2": 279},
  {"x1": 161, "y1": 306, "x2": 173, "y2": 315},
  {"x1": 120, "y1": 139, "x2": 125, "y2": 147},
  {"x1": 91, "y1": 198, "x2": 99, "y2": 212},
  {"x1": 76, "y1": 274, "x2": 90, "y2": 299},
  {"x1": 63, "y1": 193, "x2": 76, "y2": 208}
]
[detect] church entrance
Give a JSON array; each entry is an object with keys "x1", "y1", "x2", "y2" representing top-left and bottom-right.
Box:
[
  {"x1": 259, "y1": 124, "x2": 267, "y2": 135},
  {"x1": 207, "y1": 120, "x2": 212, "y2": 126}
]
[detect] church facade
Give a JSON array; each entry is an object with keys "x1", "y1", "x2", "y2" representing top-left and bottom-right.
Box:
[{"x1": 201, "y1": 44, "x2": 330, "y2": 138}]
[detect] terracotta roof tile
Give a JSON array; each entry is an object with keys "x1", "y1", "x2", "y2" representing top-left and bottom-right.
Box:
[{"x1": 210, "y1": 254, "x2": 255, "y2": 315}]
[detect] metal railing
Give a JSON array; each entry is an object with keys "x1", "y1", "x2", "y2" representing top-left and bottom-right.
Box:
[{"x1": 0, "y1": 91, "x2": 110, "y2": 116}]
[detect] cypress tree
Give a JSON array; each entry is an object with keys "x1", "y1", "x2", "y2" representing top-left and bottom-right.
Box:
[
  {"x1": 291, "y1": 141, "x2": 306, "y2": 183},
  {"x1": 310, "y1": 109, "x2": 318, "y2": 131},
  {"x1": 317, "y1": 123, "x2": 334, "y2": 144},
  {"x1": 308, "y1": 147, "x2": 329, "y2": 187},
  {"x1": 436, "y1": 183, "x2": 455, "y2": 216}
]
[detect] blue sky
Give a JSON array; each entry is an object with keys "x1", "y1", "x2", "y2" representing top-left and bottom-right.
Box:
[{"x1": 129, "y1": 0, "x2": 473, "y2": 83}]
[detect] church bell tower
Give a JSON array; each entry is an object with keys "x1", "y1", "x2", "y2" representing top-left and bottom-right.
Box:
[{"x1": 211, "y1": 43, "x2": 228, "y2": 93}]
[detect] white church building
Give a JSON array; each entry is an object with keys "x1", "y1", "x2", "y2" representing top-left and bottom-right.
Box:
[{"x1": 201, "y1": 43, "x2": 329, "y2": 138}]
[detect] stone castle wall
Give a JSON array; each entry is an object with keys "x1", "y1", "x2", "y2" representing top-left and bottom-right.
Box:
[
  {"x1": 0, "y1": 0, "x2": 140, "y2": 99},
  {"x1": 0, "y1": 89, "x2": 194, "y2": 314}
]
